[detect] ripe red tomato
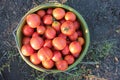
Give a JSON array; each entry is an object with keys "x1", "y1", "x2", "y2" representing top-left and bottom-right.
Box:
[
  {"x1": 74, "y1": 20, "x2": 80, "y2": 30},
  {"x1": 52, "y1": 51, "x2": 62, "y2": 62},
  {"x1": 72, "y1": 52, "x2": 80, "y2": 58},
  {"x1": 69, "y1": 32, "x2": 78, "y2": 41},
  {"x1": 64, "y1": 55, "x2": 75, "y2": 65},
  {"x1": 45, "y1": 27, "x2": 56, "y2": 39},
  {"x1": 26, "y1": 14, "x2": 41, "y2": 28},
  {"x1": 22, "y1": 37, "x2": 30, "y2": 45},
  {"x1": 43, "y1": 15, "x2": 53, "y2": 25},
  {"x1": 22, "y1": 25, "x2": 34, "y2": 36},
  {"x1": 52, "y1": 21, "x2": 61, "y2": 31},
  {"x1": 62, "y1": 45, "x2": 70, "y2": 55},
  {"x1": 52, "y1": 37, "x2": 66, "y2": 50},
  {"x1": 37, "y1": 25, "x2": 46, "y2": 35},
  {"x1": 69, "y1": 41, "x2": 82, "y2": 54},
  {"x1": 53, "y1": 8, "x2": 65, "y2": 20},
  {"x1": 30, "y1": 36, "x2": 44, "y2": 50},
  {"x1": 78, "y1": 37, "x2": 85, "y2": 46},
  {"x1": 65, "y1": 12, "x2": 76, "y2": 21},
  {"x1": 32, "y1": 32, "x2": 39, "y2": 37},
  {"x1": 30, "y1": 53, "x2": 41, "y2": 65},
  {"x1": 47, "y1": 8, "x2": 53, "y2": 15},
  {"x1": 56, "y1": 60, "x2": 68, "y2": 71},
  {"x1": 38, "y1": 47, "x2": 53, "y2": 61},
  {"x1": 77, "y1": 30, "x2": 83, "y2": 37},
  {"x1": 61, "y1": 21, "x2": 75, "y2": 36},
  {"x1": 43, "y1": 39, "x2": 52, "y2": 48},
  {"x1": 42, "y1": 59, "x2": 54, "y2": 69},
  {"x1": 37, "y1": 10, "x2": 46, "y2": 17},
  {"x1": 21, "y1": 44, "x2": 34, "y2": 56},
  {"x1": 58, "y1": 33, "x2": 67, "y2": 39}
]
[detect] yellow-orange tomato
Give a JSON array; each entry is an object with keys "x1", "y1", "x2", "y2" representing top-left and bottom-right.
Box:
[
  {"x1": 78, "y1": 37, "x2": 85, "y2": 46},
  {"x1": 42, "y1": 59, "x2": 54, "y2": 69},
  {"x1": 53, "y1": 8, "x2": 65, "y2": 20},
  {"x1": 65, "y1": 12, "x2": 76, "y2": 21}
]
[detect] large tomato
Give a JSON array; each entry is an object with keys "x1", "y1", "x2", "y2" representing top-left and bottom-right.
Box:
[
  {"x1": 45, "y1": 27, "x2": 56, "y2": 39},
  {"x1": 52, "y1": 21, "x2": 61, "y2": 31},
  {"x1": 30, "y1": 53, "x2": 41, "y2": 65},
  {"x1": 52, "y1": 37, "x2": 66, "y2": 50},
  {"x1": 37, "y1": 25, "x2": 46, "y2": 35},
  {"x1": 26, "y1": 14, "x2": 41, "y2": 28},
  {"x1": 52, "y1": 51, "x2": 62, "y2": 62},
  {"x1": 42, "y1": 60, "x2": 54, "y2": 69},
  {"x1": 22, "y1": 25, "x2": 34, "y2": 36},
  {"x1": 21, "y1": 44, "x2": 34, "y2": 56},
  {"x1": 30, "y1": 36, "x2": 44, "y2": 50},
  {"x1": 37, "y1": 10, "x2": 46, "y2": 18},
  {"x1": 64, "y1": 55, "x2": 75, "y2": 65},
  {"x1": 65, "y1": 12, "x2": 76, "y2": 21},
  {"x1": 43, "y1": 15, "x2": 53, "y2": 25},
  {"x1": 22, "y1": 37, "x2": 30, "y2": 45},
  {"x1": 53, "y1": 8, "x2": 65, "y2": 20},
  {"x1": 68, "y1": 32, "x2": 78, "y2": 41},
  {"x1": 37, "y1": 47, "x2": 53, "y2": 61},
  {"x1": 69, "y1": 41, "x2": 82, "y2": 54},
  {"x1": 56, "y1": 60, "x2": 68, "y2": 71},
  {"x1": 61, "y1": 21, "x2": 75, "y2": 36},
  {"x1": 43, "y1": 39, "x2": 52, "y2": 48}
]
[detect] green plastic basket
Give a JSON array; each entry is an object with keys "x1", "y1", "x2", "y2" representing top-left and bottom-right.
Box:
[{"x1": 13, "y1": 2, "x2": 90, "y2": 73}]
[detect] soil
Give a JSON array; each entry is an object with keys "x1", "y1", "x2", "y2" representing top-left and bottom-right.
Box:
[{"x1": 0, "y1": 0, "x2": 120, "y2": 80}]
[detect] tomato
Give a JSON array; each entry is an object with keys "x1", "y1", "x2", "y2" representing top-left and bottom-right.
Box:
[
  {"x1": 60, "y1": 19, "x2": 66, "y2": 24},
  {"x1": 30, "y1": 53, "x2": 41, "y2": 65},
  {"x1": 77, "y1": 30, "x2": 83, "y2": 37},
  {"x1": 37, "y1": 10, "x2": 46, "y2": 17},
  {"x1": 42, "y1": 59, "x2": 54, "y2": 69},
  {"x1": 52, "y1": 51, "x2": 62, "y2": 62},
  {"x1": 61, "y1": 21, "x2": 75, "y2": 36},
  {"x1": 26, "y1": 14, "x2": 41, "y2": 28},
  {"x1": 21, "y1": 44, "x2": 34, "y2": 56},
  {"x1": 30, "y1": 36, "x2": 44, "y2": 50},
  {"x1": 69, "y1": 32, "x2": 78, "y2": 41},
  {"x1": 74, "y1": 20, "x2": 80, "y2": 30},
  {"x1": 45, "y1": 27, "x2": 56, "y2": 39},
  {"x1": 32, "y1": 32, "x2": 39, "y2": 37},
  {"x1": 52, "y1": 21, "x2": 61, "y2": 31},
  {"x1": 56, "y1": 60, "x2": 68, "y2": 71},
  {"x1": 43, "y1": 39, "x2": 52, "y2": 48},
  {"x1": 43, "y1": 15, "x2": 53, "y2": 25},
  {"x1": 62, "y1": 45, "x2": 70, "y2": 55},
  {"x1": 52, "y1": 37, "x2": 66, "y2": 50},
  {"x1": 64, "y1": 55, "x2": 75, "y2": 65},
  {"x1": 22, "y1": 37, "x2": 30, "y2": 45},
  {"x1": 72, "y1": 52, "x2": 80, "y2": 58},
  {"x1": 22, "y1": 25, "x2": 34, "y2": 36},
  {"x1": 53, "y1": 8, "x2": 65, "y2": 20},
  {"x1": 47, "y1": 8, "x2": 53, "y2": 15},
  {"x1": 38, "y1": 47, "x2": 53, "y2": 61},
  {"x1": 65, "y1": 12, "x2": 76, "y2": 21},
  {"x1": 69, "y1": 41, "x2": 82, "y2": 54},
  {"x1": 37, "y1": 25, "x2": 46, "y2": 35},
  {"x1": 58, "y1": 33, "x2": 67, "y2": 39},
  {"x1": 78, "y1": 37, "x2": 85, "y2": 46}
]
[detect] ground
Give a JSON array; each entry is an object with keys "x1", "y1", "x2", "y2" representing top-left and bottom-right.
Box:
[{"x1": 0, "y1": 0, "x2": 120, "y2": 80}]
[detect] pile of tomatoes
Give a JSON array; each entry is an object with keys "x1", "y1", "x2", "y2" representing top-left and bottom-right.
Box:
[{"x1": 21, "y1": 7, "x2": 85, "y2": 71}]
